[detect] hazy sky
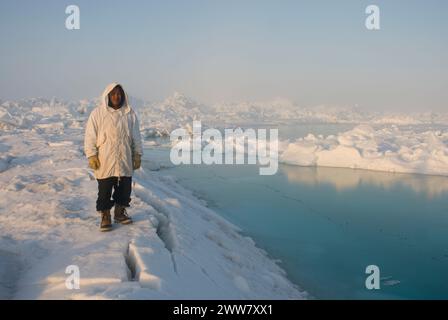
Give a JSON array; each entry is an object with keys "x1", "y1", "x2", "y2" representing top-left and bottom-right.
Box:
[{"x1": 0, "y1": 0, "x2": 446, "y2": 111}]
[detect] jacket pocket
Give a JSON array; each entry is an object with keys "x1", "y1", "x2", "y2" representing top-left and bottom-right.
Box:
[{"x1": 96, "y1": 131, "x2": 107, "y2": 148}]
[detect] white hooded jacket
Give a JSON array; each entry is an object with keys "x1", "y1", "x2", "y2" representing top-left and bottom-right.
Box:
[{"x1": 84, "y1": 83, "x2": 143, "y2": 179}]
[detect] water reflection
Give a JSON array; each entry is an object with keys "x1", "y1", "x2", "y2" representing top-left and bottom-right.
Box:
[
  {"x1": 281, "y1": 165, "x2": 448, "y2": 199},
  {"x1": 159, "y1": 153, "x2": 448, "y2": 299}
]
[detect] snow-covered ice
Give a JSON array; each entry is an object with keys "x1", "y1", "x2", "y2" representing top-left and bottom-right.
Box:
[
  {"x1": 1, "y1": 94, "x2": 447, "y2": 299},
  {"x1": 279, "y1": 124, "x2": 448, "y2": 176},
  {"x1": 131, "y1": 93, "x2": 448, "y2": 176},
  {"x1": 0, "y1": 97, "x2": 307, "y2": 299}
]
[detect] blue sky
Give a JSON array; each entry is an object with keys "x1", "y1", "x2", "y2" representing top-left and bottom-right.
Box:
[{"x1": 0, "y1": 0, "x2": 446, "y2": 111}]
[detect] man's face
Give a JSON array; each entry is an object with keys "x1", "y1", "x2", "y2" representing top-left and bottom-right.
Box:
[{"x1": 109, "y1": 86, "x2": 123, "y2": 108}]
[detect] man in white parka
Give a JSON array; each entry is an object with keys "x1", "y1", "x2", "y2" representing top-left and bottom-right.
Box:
[{"x1": 84, "y1": 83, "x2": 143, "y2": 231}]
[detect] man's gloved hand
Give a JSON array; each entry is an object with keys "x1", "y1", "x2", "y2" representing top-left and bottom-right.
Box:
[
  {"x1": 88, "y1": 155, "x2": 100, "y2": 170},
  {"x1": 133, "y1": 154, "x2": 141, "y2": 170}
]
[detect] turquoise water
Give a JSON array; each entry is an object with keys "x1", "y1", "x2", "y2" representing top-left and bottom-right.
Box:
[
  {"x1": 144, "y1": 124, "x2": 448, "y2": 299},
  {"x1": 160, "y1": 163, "x2": 448, "y2": 299}
]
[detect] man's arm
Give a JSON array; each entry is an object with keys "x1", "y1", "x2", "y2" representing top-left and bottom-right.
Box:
[
  {"x1": 84, "y1": 111, "x2": 98, "y2": 158},
  {"x1": 131, "y1": 114, "x2": 143, "y2": 157}
]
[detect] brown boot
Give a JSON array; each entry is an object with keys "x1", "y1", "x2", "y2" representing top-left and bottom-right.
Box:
[
  {"x1": 100, "y1": 210, "x2": 112, "y2": 232},
  {"x1": 114, "y1": 205, "x2": 133, "y2": 224}
]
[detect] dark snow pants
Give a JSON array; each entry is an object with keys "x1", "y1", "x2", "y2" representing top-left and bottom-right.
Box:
[{"x1": 96, "y1": 176, "x2": 132, "y2": 212}]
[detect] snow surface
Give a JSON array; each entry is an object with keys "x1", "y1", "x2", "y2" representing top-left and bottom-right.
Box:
[
  {"x1": 279, "y1": 124, "x2": 448, "y2": 176},
  {"x1": 0, "y1": 97, "x2": 307, "y2": 299}
]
